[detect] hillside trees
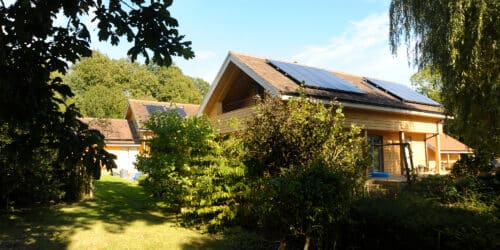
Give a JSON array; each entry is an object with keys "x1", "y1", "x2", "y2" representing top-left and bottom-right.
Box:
[
  {"x1": 64, "y1": 51, "x2": 210, "y2": 118},
  {"x1": 0, "y1": 0, "x2": 192, "y2": 206},
  {"x1": 389, "y1": 0, "x2": 500, "y2": 158}
]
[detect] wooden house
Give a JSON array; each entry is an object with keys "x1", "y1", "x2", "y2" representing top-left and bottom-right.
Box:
[
  {"x1": 125, "y1": 99, "x2": 200, "y2": 153},
  {"x1": 198, "y1": 51, "x2": 470, "y2": 177},
  {"x1": 82, "y1": 118, "x2": 140, "y2": 177},
  {"x1": 427, "y1": 133, "x2": 473, "y2": 173},
  {"x1": 83, "y1": 99, "x2": 199, "y2": 179}
]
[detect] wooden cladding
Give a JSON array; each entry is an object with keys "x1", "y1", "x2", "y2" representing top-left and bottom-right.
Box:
[{"x1": 343, "y1": 108, "x2": 440, "y2": 134}]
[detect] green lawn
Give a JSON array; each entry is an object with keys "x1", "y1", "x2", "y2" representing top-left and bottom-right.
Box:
[{"x1": 0, "y1": 175, "x2": 267, "y2": 249}]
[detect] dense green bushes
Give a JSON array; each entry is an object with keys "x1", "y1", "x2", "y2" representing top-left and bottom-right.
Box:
[
  {"x1": 136, "y1": 112, "x2": 248, "y2": 231},
  {"x1": 344, "y1": 192, "x2": 499, "y2": 250},
  {"x1": 137, "y1": 94, "x2": 369, "y2": 248},
  {"x1": 0, "y1": 113, "x2": 116, "y2": 207}
]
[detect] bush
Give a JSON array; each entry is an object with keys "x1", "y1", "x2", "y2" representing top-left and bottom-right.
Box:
[
  {"x1": 259, "y1": 163, "x2": 362, "y2": 249},
  {"x1": 343, "y1": 193, "x2": 500, "y2": 250},
  {"x1": 452, "y1": 154, "x2": 495, "y2": 177},
  {"x1": 136, "y1": 112, "x2": 248, "y2": 230},
  {"x1": 136, "y1": 111, "x2": 218, "y2": 210},
  {"x1": 242, "y1": 93, "x2": 369, "y2": 248},
  {"x1": 410, "y1": 175, "x2": 460, "y2": 202}
]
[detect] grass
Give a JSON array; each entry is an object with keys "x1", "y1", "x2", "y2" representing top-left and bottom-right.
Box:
[{"x1": 0, "y1": 175, "x2": 265, "y2": 249}]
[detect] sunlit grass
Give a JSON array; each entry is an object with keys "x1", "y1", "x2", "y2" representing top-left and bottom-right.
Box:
[{"x1": 0, "y1": 175, "x2": 231, "y2": 249}]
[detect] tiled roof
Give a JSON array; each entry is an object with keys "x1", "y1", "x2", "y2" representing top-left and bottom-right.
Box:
[
  {"x1": 81, "y1": 118, "x2": 138, "y2": 145},
  {"x1": 230, "y1": 52, "x2": 443, "y2": 114},
  {"x1": 427, "y1": 133, "x2": 473, "y2": 153},
  {"x1": 127, "y1": 99, "x2": 200, "y2": 129}
]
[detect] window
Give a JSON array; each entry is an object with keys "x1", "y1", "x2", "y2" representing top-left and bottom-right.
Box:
[{"x1": 368, "y1": 135, "x2": 383, "y2": 172}]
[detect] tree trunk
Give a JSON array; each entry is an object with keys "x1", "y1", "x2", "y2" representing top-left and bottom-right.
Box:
[
  {"x1": 304, "y1": 236, "x2": 311, "y2": 250},
  {"x1": 278, "y1": 240, "x2": 287, "y2": 250},
  {"x1": 88, "y1": 180, "x2": 95, "y2": 200}
]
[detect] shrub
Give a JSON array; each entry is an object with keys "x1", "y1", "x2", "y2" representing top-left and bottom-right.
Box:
[
  {"x1": 136, "y1": 112, "x2": 248, "y2": 230},
  {"x1": 344, "y1": 193, "x2": 500, "y2": 250},
  {"x1": 410, "y1": 175, "x2": 460, "y2": 202},
  {"x1": 136, "y1": 111, "x2": 218, "y2": 210},
  {"x1": 242, "y1": 93, "x2": 369, "y2": 248}
]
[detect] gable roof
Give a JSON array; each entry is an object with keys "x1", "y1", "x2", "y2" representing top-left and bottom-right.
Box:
[
  {"x1": 199, "y1": 51, "x2": 444, "y2": 117},
  {"x1": 126, "y1": 99, "x2": 200, "y2": 130},
  {"x1": 427, "y1": 133, "x2": 473, "y2": 154},
  {"x1": 81, "y1": 118, "x2": 139, "y2": 145}
]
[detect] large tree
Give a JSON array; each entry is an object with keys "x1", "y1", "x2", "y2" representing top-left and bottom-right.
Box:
[
  {"x1": 410, "y1": 65, "x2": 442, "y2": 103},
  {"x1": 64, "y1": 51, "x2": 210, "y2": 118},
  {"x1": 389, "y1": 0, "x2": 499, "y2": 158},
  {"x1": 0, "y1": 0, "x2": 193, "y2": 206}
]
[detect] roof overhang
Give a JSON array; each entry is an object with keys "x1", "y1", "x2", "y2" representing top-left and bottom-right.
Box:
[{"x1": 281, "y1": 95, "x2": 446, "y2": 119}]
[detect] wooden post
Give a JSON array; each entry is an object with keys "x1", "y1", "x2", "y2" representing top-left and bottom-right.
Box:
[
  {"x1": 399, "y1": 131, "x2": 405, "y2": 175},
  {"x1": 447, "y1": 153, "x2": 450, "y2": 171},
  {"x1": 364, "y1": 129, "x2": 369, "y2": 177},
  {"x1": 435, "y1": 123, "x2": 441, "y2": 174}
]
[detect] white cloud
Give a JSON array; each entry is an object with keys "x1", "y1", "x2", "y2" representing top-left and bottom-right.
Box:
[{"x1": 293, "y1": 13, "x2": 415, "y2": 86}]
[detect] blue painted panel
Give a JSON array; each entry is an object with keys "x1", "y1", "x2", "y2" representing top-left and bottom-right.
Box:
[
  {"x1": 366, "y1": 78, "x2": 441, "y2": 106},
  {"x1": 268, "y1": 60, "x2": 365, "y2": 94}
]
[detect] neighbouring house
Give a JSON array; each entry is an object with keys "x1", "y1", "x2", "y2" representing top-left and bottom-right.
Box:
[
  {"x1": 427, "y1": 133, "x2": 473, "y2": 173},
  {"x1": 198, "y1": 51, "x2": 468, "y2": 177},
  {"x1": 82, "y1": 118, "x2": 140, "y2": 177},
  {"x1": 125, "y1": 99, "x2": 200, "y2": 152},
  {"x1": 83, "y1": 99, "x2": 200, "y2": 179}
]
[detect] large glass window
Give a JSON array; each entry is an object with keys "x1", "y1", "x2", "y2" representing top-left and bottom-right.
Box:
[{"x1": 368, "y1": 135, "x2": 383, "y2": 172}]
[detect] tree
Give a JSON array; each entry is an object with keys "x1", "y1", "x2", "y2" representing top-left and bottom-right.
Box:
[
  {"x1": 64, "y1": 51, "x2": 157, "y2": 118},
  {"x1": 148, "y1": 64, "x2": 207, "y2": 104},
  {"x1": 64, "y1": 51, "x2": 210, "y2": 118},
  {"x1": 389, "y1": 0, "x2": 500, "y2": 158},
  {"x1": 410, "y1": 65, "x2": 442, "y2": 103},
  {"x1": 74, "y1": 85, "x2": 129, "y2": 119},
  {"x1": 136, "y1": 112, "x2": 247, "y2": 231},
  {"x1": 0, "y1": 0, "x2": 193, "y2": 206},
  {"x1": 243, "y1": 94, "x2": 369, "y2": 248}
]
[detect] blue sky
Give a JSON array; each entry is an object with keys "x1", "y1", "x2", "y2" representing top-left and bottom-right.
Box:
[{"x1": 88, "y1": 0, "x2": 416, "y2": 86}]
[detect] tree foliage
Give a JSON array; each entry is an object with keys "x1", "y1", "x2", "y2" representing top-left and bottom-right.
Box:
[
  {"x1": 410, "y1": 65, "x2": 442, "y2": 103},
  {"x1": 64, "y1": 51, "x2": 210, "y2": 118},
  {"x1": 389, "y1": 0, "x2": 500, "y2": 157},
  {"x1": 0, "y1": 0, "x2": 192, "y2": 206},
  {"x1": 243, "y1": 94, "x2": 368, "y2": 178},
  {"x1": 136, "y1": 112, "x2": 247, "y2": 231},
  {"x1": 243, "y1": 94, "x2": 369, "y2": 248}
]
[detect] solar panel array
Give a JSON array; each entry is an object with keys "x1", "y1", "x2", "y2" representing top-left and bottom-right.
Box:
[
  {"x1": 365, "y1": 78, "x2": 441, "y2": 106},
  {"x1": 145, "y1": 105, "x2": 187, "y2": 117},
  {"x1": 268, "y1": 60, "x2": 365, "y2": 94}
]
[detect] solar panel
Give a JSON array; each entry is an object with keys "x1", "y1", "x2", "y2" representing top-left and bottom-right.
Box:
[
  {"x1": 145, "y1": 105, "x2": 188, "y2": 117},
  {"x1": 365, "y1": 78, "x2": 441, "y2": 106},
  {"x1": 146, "y1": 105, "x2": 166, "y2": 114},
  {"x1": 268, "y1": 60, "x2": 365, "y2": 94}
]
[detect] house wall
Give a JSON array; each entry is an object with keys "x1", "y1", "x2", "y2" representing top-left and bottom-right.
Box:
[
  {"x1": 343, "y1": 108, "x2": 439, "y2": 134},
  {"x1": 427, "y1": 150, "x2": 461, "y2": 172},
  {"x1": 105, "y1": 145, "x2": 140, "y2": 176}
]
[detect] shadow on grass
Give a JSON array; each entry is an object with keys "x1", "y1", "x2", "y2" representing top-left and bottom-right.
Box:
[
  {"x1": 178, "y1": 228, "x2": 279, "y2": 250},
  {"x1": 0, "y1": 176, "x2": 173, "y2": 249}
]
